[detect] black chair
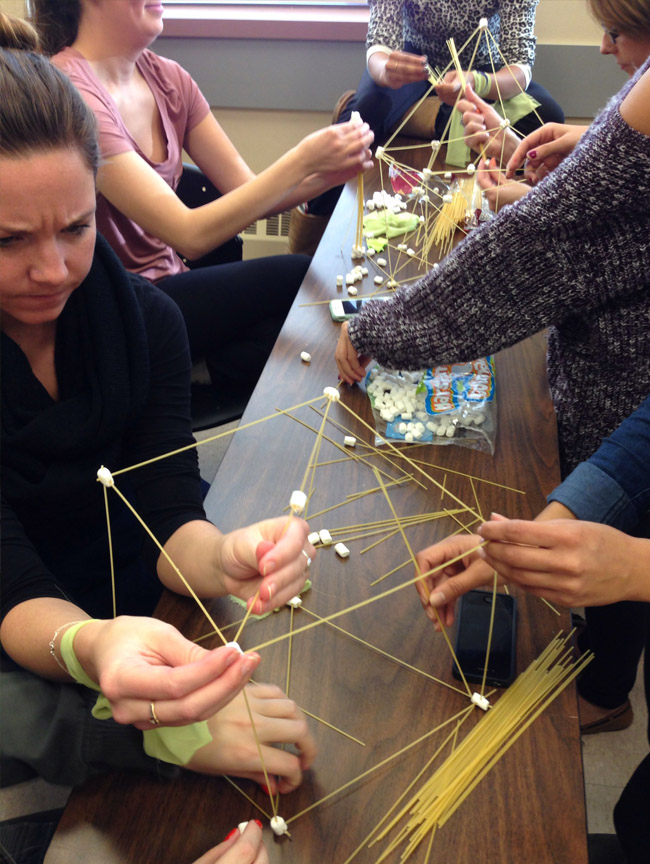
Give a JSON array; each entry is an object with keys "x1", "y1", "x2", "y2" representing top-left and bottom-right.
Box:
[{"x1": 176, "y1": 164, "x2": 251, "y2": 431}]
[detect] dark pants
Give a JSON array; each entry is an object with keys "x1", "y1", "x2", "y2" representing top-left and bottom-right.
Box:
[
  {"x1": 614, "y1": 753, "x2": 650, "y2": 863},
  {"x1": 309, "y1": 62, "x2": 565, "y2": 217},
  {"x1": 158, "y1": 254, "x2": 310, "y2": 386}
]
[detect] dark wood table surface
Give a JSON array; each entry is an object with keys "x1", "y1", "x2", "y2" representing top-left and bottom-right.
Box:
[{"x1": 45, "y1": 152, "x2": 588, "y2": 864}]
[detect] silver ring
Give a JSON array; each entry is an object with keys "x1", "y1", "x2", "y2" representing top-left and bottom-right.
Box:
[
  {"x1": 301, "y1": 549, "x2": 312, "y2": 569},
  {"x1": 149, "y1": 702, "x2": 160, "y2": 726}
]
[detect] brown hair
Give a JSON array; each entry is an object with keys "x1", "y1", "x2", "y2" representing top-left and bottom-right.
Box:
[
  {"x1": 0, "y1": 11, "x2": 41, "y2": 51},
  {"x1": 29, "y1": 0, "x2": 81, "y2": 56},
  {"x1": 0, "y1": 47, "x2": 98, "y2": 173},
  {"x1": 587, "y1": 0, "x2": 650, "y2": 36}
]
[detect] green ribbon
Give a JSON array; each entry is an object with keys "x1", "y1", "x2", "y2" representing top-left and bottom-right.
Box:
[
  {"x1": 60, "y1": 620, "x2": 212, "y2": 766},
  {"x1": 446, "y1": 90, "x2": 541, "y2": 167}
]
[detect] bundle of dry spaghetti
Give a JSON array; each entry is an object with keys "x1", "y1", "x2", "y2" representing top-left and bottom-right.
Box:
[
  {"x1": 369, "y1": 632, "x2": 592, "y2": 862},
  {"x1": 424, "y1": 189, "x2": 468, "y2": 257}
]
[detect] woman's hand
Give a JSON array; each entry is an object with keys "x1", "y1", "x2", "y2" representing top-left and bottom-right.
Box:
[
  {"x1": 335, "y1": 321, "x2": 371, "y2": 385},
  {"x1": 477, "y1": 517, "x2": 649, "y2": 607},
  {"x1": 435, "y1": 70, "x2": 472, "y2": 106},
  {"x1": 217, "y1": 517, "x2": 315, "y2": 614},
  {"x1": 370, "y1": 50, "x2": 429, "y2": 89},
  {"x1": 74, "y1": 617, "x2": 260, "y2": 730},
  {"x1": 192, "y1": 821, "x2": 268, "y2": 864},
  {"x1": 477, "y1": 157, "x2": 530, "y2": 212},
  {"x1": 505, "y1": 123, "x2": 588, "y2": 182},
  {"x1": 456, "y1": 85, "x2": 518, "y2": 162},
  {"x1": 297, "y1": 119, "x2": 375, "y2": 177},
  {"x1": 188, "y1": 683, "x2": 317, "y2": 794},
  {"x1": 415, "y1": 535, "x2": 496, "y2": 630}
]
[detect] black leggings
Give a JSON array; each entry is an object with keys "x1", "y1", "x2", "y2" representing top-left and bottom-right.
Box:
[
  {"x1": 309, "y1": 62, "x2": 565, "y2": 217},
  {"x1": 158, "y1": 254, "x2": 310, "y2": 387}
]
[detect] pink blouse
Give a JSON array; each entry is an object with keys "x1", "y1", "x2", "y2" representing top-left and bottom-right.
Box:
[{"x1": 54, "y1": 47, "x2": 211, "y2": 283}]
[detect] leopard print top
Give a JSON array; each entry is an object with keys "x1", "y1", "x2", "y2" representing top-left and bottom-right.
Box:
[{"x1": 366, "y1": 0, "x2": 538, "y2": 72}]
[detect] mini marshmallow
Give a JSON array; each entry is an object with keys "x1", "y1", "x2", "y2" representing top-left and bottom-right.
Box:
[
  {"x1": 348, "y1": 285, "x2": 358, "y2": 296},
  {"x1": 319, "y1": 528, "x2": 333, "y2": 545},
  {"x1": 97, "y1": 466, "x2": 114, "y2": 487},
  {"x1": 361, "y1": 267, "x2": 369, "y2": 276},
  {"x1": 444, "y1": 171, "x2": 452, "y2": 180},
  {"x1": 225, "y1": 641, "x2": 243, "y2": 654},
  {"x1": 374, "y1": 276, "x2": 384, "y2": 286},
  {"x1": 397, "y1": 243, "x2": 407, "y2": 251},
  {"x1": 499, "y1": 118, "x2": 511, "y2": 129},
  {"x1": 343, "y1": 435, "x2": 357, "y2": 447},
  {"x1": 308, "y1": 531, "x2": 320, "y2": 546},
  {"x1": 334, "y1": 542, "x2": 350, "y2": 559},
  {"x1": 346, "y1": 273, "x2": 355, "y2": 285},
  {"x1": 478, "y1": 17, "x2": 489, "y2": 29},
  {"x1": 404, "y1": 432, "x2": 414, "y2": 443},
  {"x1": 471, "y1": 692, "x2": 490, "y2": 711},
  {"x1": 367, "y1": 247, "x2": 376, "y2": 257},
  {"x1": 270, "y1": 816, "x2": 289, "y2": 836},
  {"x1": 287, "y1": 596, "x2": 303, "y2": 609},
  {"x1": 388, "y1": 279, "x2": 399, "y2": 288},
  {"x1": 466, "y1": 163, "x2": 476, "y2": 175},
  {"x1": 323, "y1": 386, "x2": 340, "y2": 401},
  {"x1": 421, "y1": 167, "x2": 433, "y2": 179},
  {"x1": 377, "y1": 257, "x2": 387, "y2": 267},
  {"x1": 442, "y1": 193, "x2": 453, "y2": 204},
  {"x1": 431, "y1": 139, "x2": 441, "y2": 150},
  {"x1": 336, "y1": 275, "x2": 344, "y2": 286},
  {"x1": 375, "y1": 145, "x2": 384, "y2": 159},
  {"x1": 300, "y1": 351, "x2": 311, "y2": 363},
  {"x1": 407, "y1": 248, "x2": 415, "y2": 257},
  {"x1": 290, "y1": 490, "x2": 307, "y2": 514}
]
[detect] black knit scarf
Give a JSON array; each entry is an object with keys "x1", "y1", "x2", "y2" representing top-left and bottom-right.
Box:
[{"x1": 1, "y1": 234, "x2": 150, "y2": 515}]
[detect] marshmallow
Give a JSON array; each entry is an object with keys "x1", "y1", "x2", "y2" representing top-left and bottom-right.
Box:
[
  {"x1": 334, "y1": 542, "x2": 350, "y2": 559},
  {"x1": 225, "y1": 641, "x2": 243, "y2": 654},
  {"x1": 323, "y1": 387, "x2": 340, "y2": 401},
  {"x1": 270, "y1": 816, "x2": 289, "y2": 836},
  {"x1": 289, "y1": 490, "x2": 307, "y2": 514},
  {"x1": 96, "y1": 466, "x2": 114, "y2": 488},
  {"x1": 319, "y1": 529, "x2": 333, "y2": 545},
  {"x1": 343, "y1": 435, "x2": 357, "y2": 447},
  {"x1": 300, "y1": 351, "x2": 311, "y2": 363},
  {"x1": 471, "y1": 692, "x2": 490, "y2": 711}
]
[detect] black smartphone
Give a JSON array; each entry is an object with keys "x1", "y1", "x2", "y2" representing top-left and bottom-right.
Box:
[{"x1": 452, "y1": 590, "x2": 517, "y2": 688}]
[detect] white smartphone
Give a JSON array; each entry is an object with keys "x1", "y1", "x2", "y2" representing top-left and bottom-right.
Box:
[{"x1": 329, "y1": 297, "x2": 388, "y2": 322}]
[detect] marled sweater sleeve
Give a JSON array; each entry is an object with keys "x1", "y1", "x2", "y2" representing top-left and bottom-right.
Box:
[{"x1": 349, "y1": 91, "x2": 650, "y2": 369}]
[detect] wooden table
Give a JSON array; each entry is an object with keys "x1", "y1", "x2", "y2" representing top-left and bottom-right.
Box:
[{"x1": 46, "y1": 156, "x2": 588, "y2": 864}]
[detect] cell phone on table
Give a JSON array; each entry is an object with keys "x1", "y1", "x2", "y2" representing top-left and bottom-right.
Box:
[
  {"x1": 329, "y1": 299, "x2": 369, "y2": 321},
  {"x1": 329, "y1": 297, "x2": 389, "y2": 321},
  {"x1": 452, "y1": 590, "x2": 517, "y2": 688}
]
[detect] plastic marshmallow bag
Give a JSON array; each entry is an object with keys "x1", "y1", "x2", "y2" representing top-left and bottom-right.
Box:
[{"x1": 364, "y1": 358, "x2": 497, "y2": 454}]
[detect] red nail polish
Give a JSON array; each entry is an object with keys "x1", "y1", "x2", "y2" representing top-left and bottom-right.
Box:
[
  {"x1": 261, "y1": 784, "x2": 270, "y2": 795},
  {"x1": 224, "y1": 828, "x2": 238, "y2": 841},
  {"x1": 254, "y1": 819, "x2": 263, "y2": 828},
  {"x1": 527, "y1": 149, "x2": 537, "y2": 159}
]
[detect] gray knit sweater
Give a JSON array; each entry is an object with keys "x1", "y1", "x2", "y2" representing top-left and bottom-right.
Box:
[{"x1": 349, "y1": 59, "x2": 650, "y2": 475}]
